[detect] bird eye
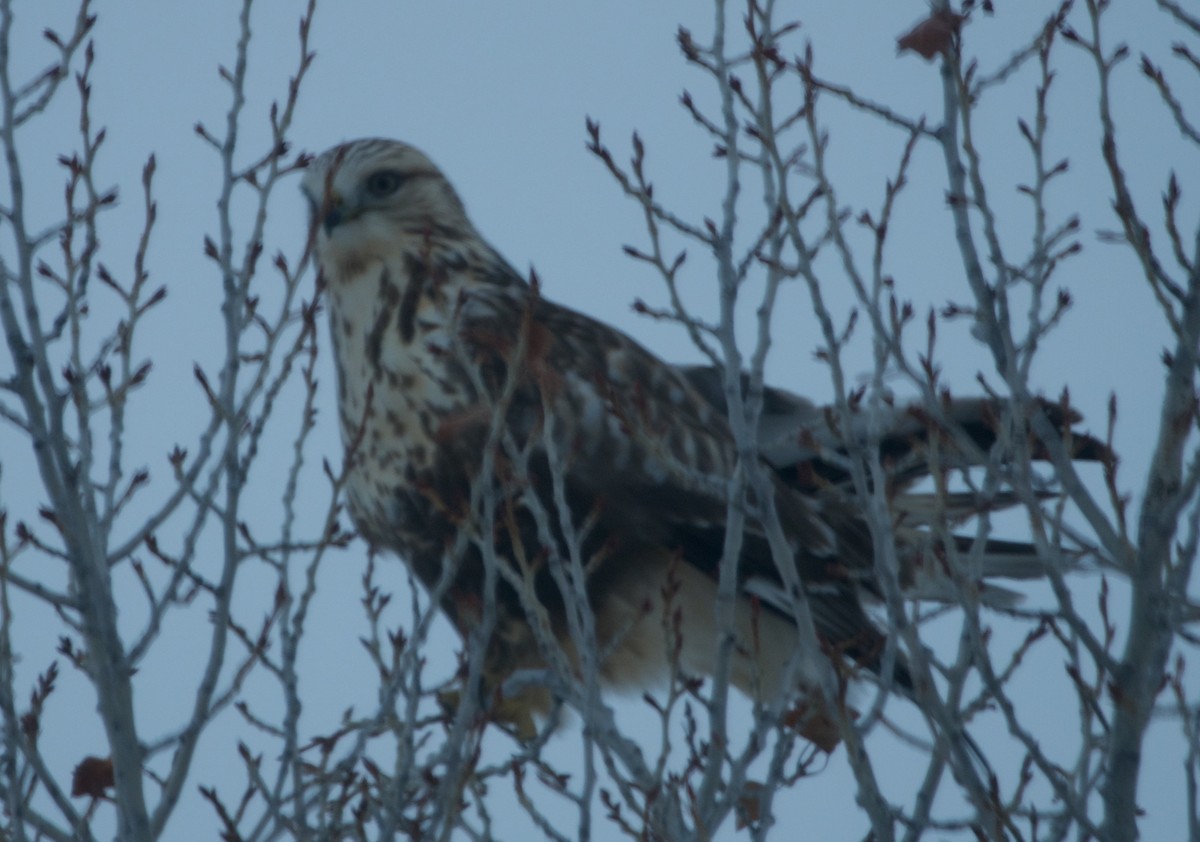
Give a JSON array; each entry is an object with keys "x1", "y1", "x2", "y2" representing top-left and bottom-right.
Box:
[{"x1": 365, "y1": 170, "x2": 404, "y2": 197}]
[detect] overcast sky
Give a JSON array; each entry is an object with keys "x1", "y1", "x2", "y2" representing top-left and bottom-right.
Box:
[{"x1": 4, "y1": 1, "x2": 1196, "y2": 838}]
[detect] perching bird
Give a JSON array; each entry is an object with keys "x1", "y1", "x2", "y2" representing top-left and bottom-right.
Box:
[{"x1": 300, "y1": 138, "x2": 1106, "y2": 742}]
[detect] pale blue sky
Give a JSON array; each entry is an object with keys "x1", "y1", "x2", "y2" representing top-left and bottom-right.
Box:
[{"x1": 3, "y1": 1, "x2": 1195, "y2": 838}]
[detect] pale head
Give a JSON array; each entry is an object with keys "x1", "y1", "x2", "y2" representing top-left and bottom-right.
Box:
[{"x1": 301, "y1": 138, "x2": 475, "y2": 280}]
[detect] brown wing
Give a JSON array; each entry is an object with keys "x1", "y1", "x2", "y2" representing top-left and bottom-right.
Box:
[{"x1": 451, "y1": 285, "x2": 908, "y2": 689}]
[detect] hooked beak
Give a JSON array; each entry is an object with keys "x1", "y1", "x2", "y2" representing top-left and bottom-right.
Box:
[{"x1": 310, "y1": 191, "x2": 351, "y2": 235}]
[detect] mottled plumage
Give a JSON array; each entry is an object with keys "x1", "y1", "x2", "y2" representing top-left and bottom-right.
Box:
[{"x1": 301, "y1": 138, "x2": 1104, "y2": 740}]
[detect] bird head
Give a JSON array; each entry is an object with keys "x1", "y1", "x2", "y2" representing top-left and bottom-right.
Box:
[{"x1": 301, "y1": 138, "x2": 475, "y2": 280}]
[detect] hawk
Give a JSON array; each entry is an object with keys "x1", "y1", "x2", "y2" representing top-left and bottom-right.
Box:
[{"x1": 300, "y1": 138, "x2": 1104, "y2": 742}]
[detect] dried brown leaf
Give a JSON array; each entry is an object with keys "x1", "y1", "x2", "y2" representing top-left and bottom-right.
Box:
[
  {"x1": 897, "y1": 11, "x2": 966, "y2": 60},
  {"x1": 71, "y1": 755, "x2": 114, "y2": 798}
]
